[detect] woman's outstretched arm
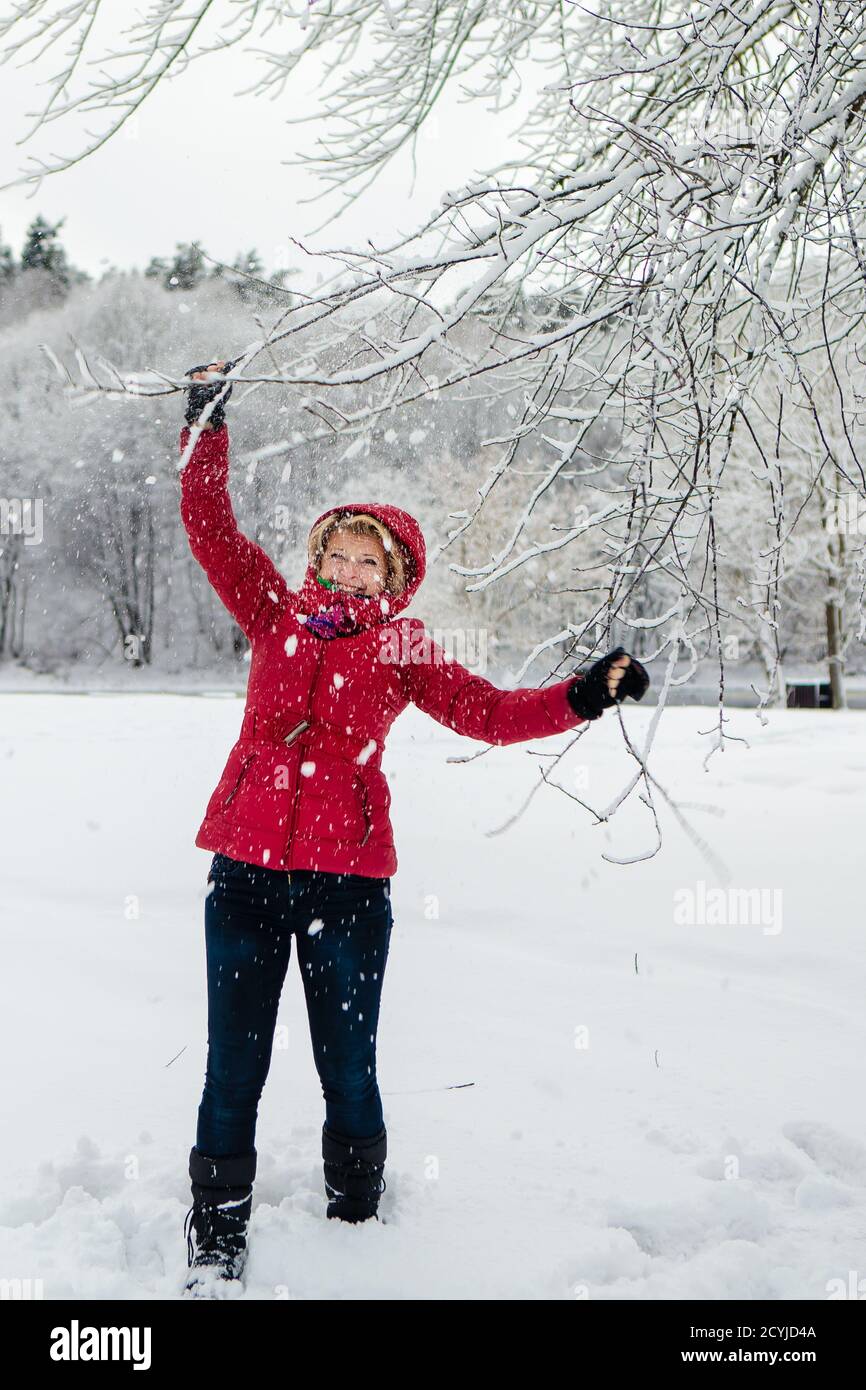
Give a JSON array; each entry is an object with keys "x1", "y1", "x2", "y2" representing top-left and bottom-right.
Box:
[
  {"x1": 179, "y1": 422, "x2": 293, "y2": 642},
  {"x1": 397, "y1": 623, "x2": 589, "y2": 745}
]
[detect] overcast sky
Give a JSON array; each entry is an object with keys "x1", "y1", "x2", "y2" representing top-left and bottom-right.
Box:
[{"x1": 0, "y1": 8, "x2": 517, "y2": 290}]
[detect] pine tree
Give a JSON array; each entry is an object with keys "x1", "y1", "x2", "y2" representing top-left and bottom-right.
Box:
[
  {"x1": 166, "y1": 242, "x2": 206, "y2": 290},
  {"x1": 144, "y1": 242, "x2": 207, "y2": 290},
  {"x1": 228, "y1": 249, "x2": 265, "y2": 303},
  {"x1": 0, "y1": 226, "x2": 14, "y2": 282},
  {"x1": 20, "y1": 215, "x2": 71, "y2": 286},
  {"x1": 232, "y1": 249, "x2": 263, "y2": 279}
]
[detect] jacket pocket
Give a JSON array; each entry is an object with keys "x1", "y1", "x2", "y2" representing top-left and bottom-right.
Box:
[
  {"x1": 222, "y1": 752, "x2": 257, "y2": 809},
  {"x1": 354, "y1": 773, "x2": 373, "y2": 847}
]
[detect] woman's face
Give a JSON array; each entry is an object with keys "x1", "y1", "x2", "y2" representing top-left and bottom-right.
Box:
[{"x1": 319, "y1": 527, "x2": 388, "y2": 598}]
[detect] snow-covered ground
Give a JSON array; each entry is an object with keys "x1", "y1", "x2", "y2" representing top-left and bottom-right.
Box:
[{"x1": 1, "y1": 694, "x2": 864, "y2": 1300}]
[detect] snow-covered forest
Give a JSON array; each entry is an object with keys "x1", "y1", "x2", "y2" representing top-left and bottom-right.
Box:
[
  {"x1": 1, "y1": 238, "x2": 515, "y2": 681},
  {"x1": 1, "y1": 0, "x2": 865, "y2": 1316}
]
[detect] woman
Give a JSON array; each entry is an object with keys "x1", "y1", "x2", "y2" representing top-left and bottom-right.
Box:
[{"x1": 178, "y1": 360, "x2": 649, "y2": 1295}]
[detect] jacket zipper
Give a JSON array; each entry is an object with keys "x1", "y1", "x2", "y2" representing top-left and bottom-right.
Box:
[
  {"x1": 280, "y1": 722, "x2": 310, "y2": 880},
  {"x1": 223, "y1": 752, "x2": 256, "y2": 808},
  {"x1": 285, "y1": 644, "x2": 327, "y2": 864},
  {"x1": 355, "y1": 773, "x2": 373, "y2": 847}
]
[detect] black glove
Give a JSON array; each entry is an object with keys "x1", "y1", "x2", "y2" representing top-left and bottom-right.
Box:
[
  {"x1": 183, "y1": 358, "x2": 239, "y2": 431},
  {"x1": 566, "y1": 647, "x2": 650, "y2": 721}
]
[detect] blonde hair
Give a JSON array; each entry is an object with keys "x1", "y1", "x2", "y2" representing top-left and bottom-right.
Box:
[{"x1": 307, "y1": 512, "x2": 411, "y2": 596}]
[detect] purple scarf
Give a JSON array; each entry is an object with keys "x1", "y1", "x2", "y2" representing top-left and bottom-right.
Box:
[{"x1": 297, "y1": 573, "x2": 392, "y2": 640}]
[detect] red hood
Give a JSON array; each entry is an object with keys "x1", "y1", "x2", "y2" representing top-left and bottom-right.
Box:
[{"x1": 303, "y1": 502, "x2": 426, "y2": 618}]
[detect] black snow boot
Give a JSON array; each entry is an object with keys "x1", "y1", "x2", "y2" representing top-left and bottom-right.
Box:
[
  {"x1": 183, "y1": 1147, "x2": 256, "y2": 1295},
  {"x1": 322, "y1": 1124, "x2": 387, "y2": 1223}
]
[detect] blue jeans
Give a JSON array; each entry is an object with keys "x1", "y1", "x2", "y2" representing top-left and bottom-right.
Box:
[{"x1": 195, "y1": 852, "x2": 393, "y2": 1157}]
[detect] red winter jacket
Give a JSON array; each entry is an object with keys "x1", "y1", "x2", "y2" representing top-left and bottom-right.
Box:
[{"x1": 179, "y1": 425, "x2": 587, "y2": 877}]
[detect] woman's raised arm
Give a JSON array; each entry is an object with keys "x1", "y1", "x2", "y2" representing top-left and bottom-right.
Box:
[{"x1": 178, "y1": 369, "x2": 293, "y2": 642}]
